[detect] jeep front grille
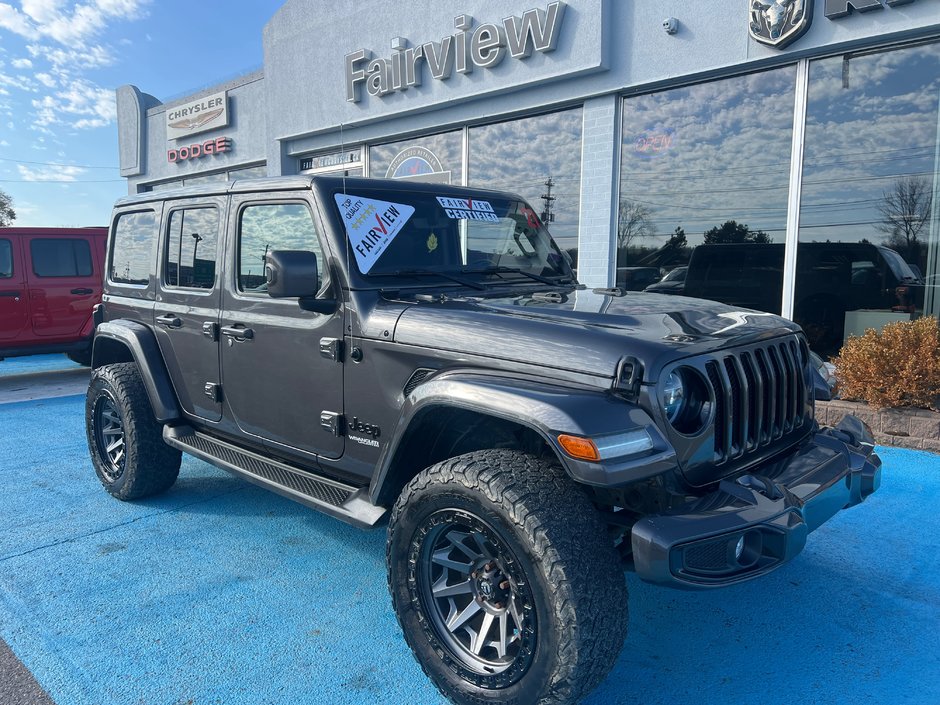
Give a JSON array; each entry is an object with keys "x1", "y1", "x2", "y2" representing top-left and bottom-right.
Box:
[{"x1": 705, "y1": 337, "x2": 809, "y2": 464}]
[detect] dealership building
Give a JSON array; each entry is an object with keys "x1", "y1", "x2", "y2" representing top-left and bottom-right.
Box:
[{"x1": 115, "y1": 0, "x2": 940, "y2": 357}]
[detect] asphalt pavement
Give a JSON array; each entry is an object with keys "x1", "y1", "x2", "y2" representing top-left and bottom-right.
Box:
[{"x1": 0, "y1": 355, "x2": 938, "y2": 705}]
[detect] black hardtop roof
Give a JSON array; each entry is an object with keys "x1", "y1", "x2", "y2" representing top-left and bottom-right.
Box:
[{"x1": 114, "y1": 175, "x2": 525, "y2": 209}]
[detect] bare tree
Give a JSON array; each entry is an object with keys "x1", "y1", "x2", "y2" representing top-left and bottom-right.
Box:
[
  {"x1": 0, "y1": 188, "x2": 15, "y2": 227},
  {"x1": 617, "y1": 200, "x2": 654, "y2": 248},
  {"x1": 877, "y1": 176, "x2": 933, "y2": 260}
]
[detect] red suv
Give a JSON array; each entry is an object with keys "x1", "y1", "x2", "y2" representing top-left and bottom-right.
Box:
[{"x1": 0, "y1": 227, "x2": 107, "y2": 364}]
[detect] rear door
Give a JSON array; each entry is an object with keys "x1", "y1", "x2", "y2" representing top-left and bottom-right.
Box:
[
  {"x1": 152, "y1": 198, "x2": 225, "y2": 422},
  {"x1": 0, "y1": 235, "x2": 29, "y2": 342},
  {"x1": 26, "y1": 235, "x2": 99, "y2": 338},
  {"x1": 219, "y1": 193, "x2": 345, "y2": 459}
]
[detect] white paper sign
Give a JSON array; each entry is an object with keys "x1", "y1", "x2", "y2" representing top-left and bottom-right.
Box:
[
  {"x1": 436, "y1": 196, "x2": 499, "y2": 222},
  {"x1": 334, "y1": 194, "x2": 415, "y2": 273}
]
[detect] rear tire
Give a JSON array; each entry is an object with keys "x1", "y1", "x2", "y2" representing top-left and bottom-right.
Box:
[
  {"x1": 387, "y1": 450, "x2": 628, "y2": 705},
  {"x1": 85, "y1": 362, "x2": 181, "y2": 500}
]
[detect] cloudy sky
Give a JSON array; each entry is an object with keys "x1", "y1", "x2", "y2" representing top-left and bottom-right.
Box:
[{"x1": 0, "y1": 0, "x2": 282, "y2": 226}]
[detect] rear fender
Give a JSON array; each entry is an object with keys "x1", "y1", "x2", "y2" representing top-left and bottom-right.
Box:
[{"x1": 92, "y1": 320, "x2": 180, "y2": 423}]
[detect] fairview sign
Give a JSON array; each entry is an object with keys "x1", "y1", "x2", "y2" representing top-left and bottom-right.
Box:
[
  {"x1": 165, "y1": 91, "x2": 229, "y2": 141},
  {"x1": 345, "y1": 2, "x2": 566, "y2": 103}
]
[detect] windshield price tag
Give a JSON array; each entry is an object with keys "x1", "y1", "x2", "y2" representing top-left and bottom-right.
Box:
[
  {"x1": 436, "y1": 196, "x2": 499, "y2": 222},
  {"x1": 334, "y1": 194, "x2": 415, "y2": 274}
]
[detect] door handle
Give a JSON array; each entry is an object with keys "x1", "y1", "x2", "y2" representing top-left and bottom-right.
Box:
[
  {"x1": 71, "y1": 288, "x2": 94, "y2": 295},
  {"x1": 0, "y1": 291, "x2": 20, "y2": 298},
  {"x1": 220, "y1": 324, "x2": 254, "y2": 341},
  {"x1": 156, "y1": 313, "x2": 183, "y2": 329}
]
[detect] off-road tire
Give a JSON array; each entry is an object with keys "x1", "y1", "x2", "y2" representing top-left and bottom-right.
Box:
[
  {"x1": 387, "y1": 450, "x2": 628, "y2": 705},
  {"x1": 86, "y1": 362, "x2": 181, "y2": 500}
]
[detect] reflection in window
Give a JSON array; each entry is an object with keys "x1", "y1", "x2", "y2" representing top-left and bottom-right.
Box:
[
  {"x1": 618, "y1": 68, "x2": 796, "y2": 301},
  {"x1": 0, "y1": 239, "x2": 12, "y2": 278},
  {"x1": 469, "y1": 109, "x2": 583, "y2": 264},
  {"x1": 238, "y1": 203, "x2": 322, "y2": 292},
  {"x1": 370, "y1": 131, "x2": 462, "y2": 185},
  {"x1": 165, "y1": 208, "x2": 219, "y2": 289},
  {"x1": 798, "y1": 41, "x2": 940, "y2": 357},
  {"x1": 111, "y1": 211, "x2": 155, "y2": 285}
]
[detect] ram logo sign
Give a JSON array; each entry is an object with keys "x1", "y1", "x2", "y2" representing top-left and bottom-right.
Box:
[{"x1": 748, "y1": 0, "x2": 814, "y2": 49}]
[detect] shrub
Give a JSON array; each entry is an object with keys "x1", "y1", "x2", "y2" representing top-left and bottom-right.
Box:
[{"x1": 835, "y1": 317, "x2": 940, "y2": 409}]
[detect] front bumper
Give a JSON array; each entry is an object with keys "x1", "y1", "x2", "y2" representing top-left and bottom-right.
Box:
[{"x1": 631, "y1": 415, "x2": 881, "y2": 589}]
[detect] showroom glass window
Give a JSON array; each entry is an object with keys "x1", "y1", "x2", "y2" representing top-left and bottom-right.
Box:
[
  {"x1": 618, "y1": 68, "x2": 796, "y2": 306},
  {"x1": 796, "y1": 41, "x2": 940, "y2": 358},
  {"x1": 369, "y1": 131, "x2": 463, "y2": 185},
  {"x1": 469, "y1": 108, "x2": 583, "y2": 265}
]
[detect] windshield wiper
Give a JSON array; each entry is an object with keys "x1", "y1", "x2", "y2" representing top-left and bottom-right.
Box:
[
  {"x1": 471, "y1": 265, "x2": 572, "y2": 286},
  {"x1": 391, "y1": 269, "x2": 486, "y2": 291}
]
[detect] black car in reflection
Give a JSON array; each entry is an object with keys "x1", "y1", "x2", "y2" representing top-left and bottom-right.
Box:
[
  {"x1": 683, "y1": 242, "x2": 923, "y2": 356},
  {"x1": 644, "y1": 266, "x2": 687, "y2": 295}
]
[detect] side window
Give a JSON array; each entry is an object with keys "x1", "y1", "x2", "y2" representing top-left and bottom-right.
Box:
[
  {"x1": 238, "y1": 203, "x2": 323, "y2": 293},
  {"x1": 0, "y1": 239, "x2": 11, "y2": 278},
  {"x1": 164, "y1": 207, "x2": 219, "y2": 289},
  {"x1": 30, "y1": 238, "x2": 93, "y2": 277},
  {"x1": 111, "y1": 211, "x2": 156, "y2": 285}
]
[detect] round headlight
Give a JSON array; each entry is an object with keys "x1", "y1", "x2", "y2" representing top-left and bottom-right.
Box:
[{"x1": 661, "y1": 371, "x2": 686, "y2": 423}]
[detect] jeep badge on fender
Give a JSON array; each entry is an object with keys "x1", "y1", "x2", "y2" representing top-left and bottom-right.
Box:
[{"x1": 85, "y1": 175, "x2": 881, "y2": 705}]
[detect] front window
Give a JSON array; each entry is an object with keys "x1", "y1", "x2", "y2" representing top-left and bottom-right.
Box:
[
  {"x1": 237, "y1": 203, "x2": 323, "y2": 293},
  {"x1": 332, "y1": 188, "x2": 572, "y2": 283}
]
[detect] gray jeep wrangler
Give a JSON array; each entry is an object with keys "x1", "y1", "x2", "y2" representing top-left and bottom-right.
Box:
[{"x1": 85, "y1": 176, "x2": 881, "y2": 705}]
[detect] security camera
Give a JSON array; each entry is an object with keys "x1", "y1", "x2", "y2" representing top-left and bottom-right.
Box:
[{"x1": 663, "y1": 17, "x2": 678, "y2": 35}]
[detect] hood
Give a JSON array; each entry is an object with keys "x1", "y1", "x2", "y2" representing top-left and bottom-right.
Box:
[{"x1": 391, "y1": 289, "x2": 802, "y2": 382}]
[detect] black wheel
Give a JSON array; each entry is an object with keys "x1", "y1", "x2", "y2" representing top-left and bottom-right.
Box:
[
  {"x1": 67, "y1": 345, "x2": 92, "y2": 366},
  {"x1": 85, "y1": 362, "x2": 181, "y2": 500},
  {"x1": 387, "y1": 450, "x2": 628, "y2": 705}
]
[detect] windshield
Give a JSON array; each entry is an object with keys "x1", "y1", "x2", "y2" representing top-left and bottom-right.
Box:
[
  {"x1": 332, "y1": 188, "x2": 572, "y2": 282},
  {"x1": 878, "y1": 246, "x2": 921, "y2": 282}
]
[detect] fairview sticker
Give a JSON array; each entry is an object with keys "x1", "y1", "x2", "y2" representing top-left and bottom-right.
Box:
[
  {"x1": 334, "y1": 194, "x2": 415, "y2": 273},
  {"x1": 436, "y1": 196, "x2": 499, "y2": 222}
]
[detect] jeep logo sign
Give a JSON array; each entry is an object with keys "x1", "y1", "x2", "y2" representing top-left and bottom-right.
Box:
[{"x1": 345, "y1": 2, "x2": 566, "y2": 103}]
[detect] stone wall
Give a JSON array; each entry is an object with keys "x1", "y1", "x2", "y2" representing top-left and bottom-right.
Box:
[{"x1": 817, "y1": 399, "x2": 940, "y2": 452}]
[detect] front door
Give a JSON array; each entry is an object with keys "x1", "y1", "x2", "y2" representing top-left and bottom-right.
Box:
[
  {"x1": 219, "y1": 194, "x2": 344, "y2": 459},
  {"x1": 0, "y1": 236, "x2": 29, "y2": 342},
  {"x1": 152, "y1": 199, "x2": 225, "y2": 422}
]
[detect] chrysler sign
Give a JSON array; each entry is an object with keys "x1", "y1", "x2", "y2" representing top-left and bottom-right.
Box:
[
  {"x1": 166, "y1": 91, "x2": 229, "y2": 140},
  {"x1": 345, "y1": 2, "x2": 566, "y2": 103}
]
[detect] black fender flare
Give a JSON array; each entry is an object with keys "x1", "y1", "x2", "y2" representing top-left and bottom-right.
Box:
[
  {"x1": 369, "y1": 370, "x2": 673, "y2": 504},
  {"x1": 92, "y1": 320, "x2": 180, "y2": 423}
]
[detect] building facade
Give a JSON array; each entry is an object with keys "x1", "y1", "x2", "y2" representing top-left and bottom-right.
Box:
[{"x1": 116, "y1": 0, "x2": 940, "y2": 357}]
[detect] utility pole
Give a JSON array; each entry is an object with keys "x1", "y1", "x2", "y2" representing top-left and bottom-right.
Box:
[{"x1": 540, "y1": 176, "x2": 556, "y2": 223}]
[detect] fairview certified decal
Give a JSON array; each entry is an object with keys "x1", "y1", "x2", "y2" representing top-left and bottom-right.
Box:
[
  {"x1": 436, "y1": 196, "x2": 498, "y2": 222},
  {"x1": 334, "y1": 194, "x2": 415, "y2": 273}
]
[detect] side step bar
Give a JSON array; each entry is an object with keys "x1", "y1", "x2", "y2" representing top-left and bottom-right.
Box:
[{"x1": 163, "y1": 425, "x2": 387, "y2": 529}]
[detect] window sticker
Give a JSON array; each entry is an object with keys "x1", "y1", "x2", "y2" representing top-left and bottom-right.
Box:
[
  {"x1": 334, "y1": 194, "x2": 415, "y2": 274},
  {"x1": 436, "y1": 196, "x2": 499, "y2": 223}
]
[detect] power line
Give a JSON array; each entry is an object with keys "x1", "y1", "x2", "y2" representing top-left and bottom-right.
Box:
[{"x1": 0, "y1": 156, "x2": 118, "y2": 169}]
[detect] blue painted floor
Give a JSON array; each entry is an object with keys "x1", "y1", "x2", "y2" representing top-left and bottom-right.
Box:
[
  {"x1": 0, "y1": 377, "x2": 937, "y2": 703},
  {"x1": 0, "y1": 354, "x2": 81, "y2": 377}
]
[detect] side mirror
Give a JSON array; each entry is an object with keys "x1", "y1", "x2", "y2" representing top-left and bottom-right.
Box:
[{"x1": 265, "y1": 250, "x2": 337, "y2": 314}]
